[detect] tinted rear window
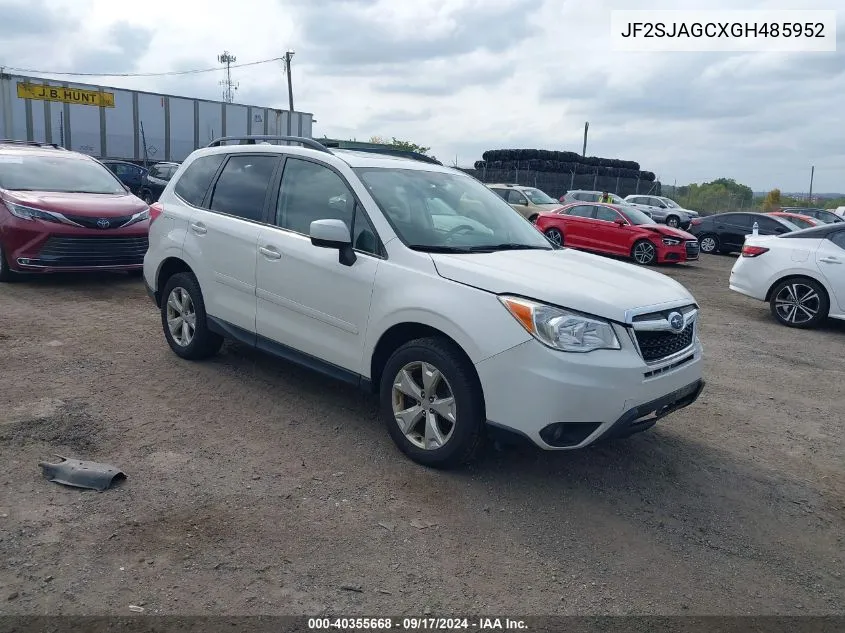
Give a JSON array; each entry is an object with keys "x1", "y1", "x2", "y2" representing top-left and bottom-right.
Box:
[
  {"x1": 208, "y1": 154, "x2": 279, "y2": 222},
  {"x1": 174, "y1": 155, "x2": 225, "y2": 207}
]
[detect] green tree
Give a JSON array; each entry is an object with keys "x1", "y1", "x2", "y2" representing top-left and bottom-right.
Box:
[
  {"x1": 369, "y1": 136, "x2": 432, "y2": 156},
  {"x1": 762, "y1": 188, "x2": 782, "y2": 211},
  {"x1": 668, "y1": 178, "x2": 756, "y2": 215}
]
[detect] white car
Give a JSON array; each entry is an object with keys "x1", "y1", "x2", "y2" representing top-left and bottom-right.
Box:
[
  {"x1": 729, "y1": 223, "x2": 845, "y2": 328},
  {"x1": 143, "y1": 136, "x2": 704, "y2": 468}
]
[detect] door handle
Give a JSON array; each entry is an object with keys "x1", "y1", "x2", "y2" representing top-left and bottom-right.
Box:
[
  {"x1": 819, "y1": 257, "x2": 841, "y2": 264},
  {"x1": 189, "y1": 222, "x2": 207, "y2": 235},
  {"x1": 259, "y1": 246, "x2": 282, "y2": 260}
]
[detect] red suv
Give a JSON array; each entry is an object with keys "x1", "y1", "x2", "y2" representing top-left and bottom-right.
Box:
[
  {"x1": 535, "y1": 202, "x2": 699, "y2": 265},
  {"x1": 0, "y1": 141, "x2": 150, "y2": 281}
]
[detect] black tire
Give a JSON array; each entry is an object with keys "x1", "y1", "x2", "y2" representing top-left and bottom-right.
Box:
[
  {"x1": 769, "y1": 277, "x2": 829, "y2": 329},
  {"x1": 698, "y1": 234, "x2": 719, "y2": 254},
  {"x1": 665, "y1": 215, "x2": 680, "y2": 228},
  {"x1": 142, "y1": 190, "x2": 154, "y2": 205},
  {"x1": 545, "y1": 227, "x2": 564, "y2": 246},
  {"x1": 631, "y1": 239, "x2": 657, "y2": 265},
  {"x1": 160, "y1": 272, "x2": 223, "y2": 360},
  {"x1": 379, "y1": 337, "x2": 485, "y2": 469},
  {"x1": 528, "y1": 213, "x2": 539, "y2": 224},
  {"x1": 0, "y1": 241, "x2": 18, "y2": 282}
]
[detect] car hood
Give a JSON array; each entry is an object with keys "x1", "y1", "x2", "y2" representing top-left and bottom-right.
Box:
[
  {"x1": 430, "y1": 248, "x2": 695, "y2": 322},
  {"x1": 3, "y1": 191, "x2": 148, "y2": 216},
  {"x1": 638, "y1": 224, "x2": 697, "y2": 240}
]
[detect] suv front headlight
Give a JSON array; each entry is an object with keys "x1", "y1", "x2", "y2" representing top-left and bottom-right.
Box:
[{"x1": 499, "y1": 295, "x2": 621, "y2": 352}]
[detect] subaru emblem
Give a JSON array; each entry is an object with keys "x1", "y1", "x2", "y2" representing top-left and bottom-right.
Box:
[
  {"x1": 668, "y1": 311, "x2": 684, "y2": 333},
  {"x1": 96, "y1": 218, "x2": 110, "y2": 229}
]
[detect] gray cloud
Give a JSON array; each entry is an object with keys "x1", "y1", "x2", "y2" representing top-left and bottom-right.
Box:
[
  {"x1": 0, "y1": 0, "x2": 70, "y2": 37},
  {"x1": 294, "y1": 0, "x2": 535, "y2": 68},
  {"x1": 69, "y1": 22, "x2": 154, "y2": 74}
]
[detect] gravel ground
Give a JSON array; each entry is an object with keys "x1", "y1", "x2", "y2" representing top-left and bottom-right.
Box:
[{"x1": 0, "y1": 254, "x2": 843, "y2": 616}]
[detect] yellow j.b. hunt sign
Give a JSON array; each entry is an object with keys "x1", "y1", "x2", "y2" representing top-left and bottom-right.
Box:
[{"x1": 16, "y1": 82, "x2": 115, "y2": 108}]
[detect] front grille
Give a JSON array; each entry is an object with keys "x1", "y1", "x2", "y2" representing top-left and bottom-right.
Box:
[
  {"x1": 635, "y1": 322, "x2": 695, "y2": 362},
  {"x1": 36, "y1": 236, "x2": 148, "y2": 267},
  {"x1": 61, "y1": 213, "x2": 135, "y2": 229},
  {"x1": 685, "y1": 240, "x2": 700, "y2": 260}
]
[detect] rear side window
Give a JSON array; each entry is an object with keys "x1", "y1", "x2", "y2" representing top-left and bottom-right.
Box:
[
  {"x1": 490, "y1": 188, "x2": 508, "y2": 200},
  {"x1": 829, "y1": 231, "x2": 845, "y2": 250},
  {"x1": 756, "y1": 216, "x2": 787, "y2": 233},
  {"x1": 506, "y1": 190, "x2": 527, "y2": 205},
  {"x1": 565, "y1": 205, "x2": 595, "y2": 218},
  {"x1": 595, "y1": 206, "x2": 621, "y2": 222},
  {"x1": 209, "y1": 154, "x2": 279, "y2": 222},
  {"x1": 174, "y1": 154, "x2": 225, "y2": 207}
]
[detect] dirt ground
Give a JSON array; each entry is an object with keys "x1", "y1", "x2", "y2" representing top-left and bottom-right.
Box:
[{"x1": 0, "y1": 254, "x2": 843, "y2": 617}]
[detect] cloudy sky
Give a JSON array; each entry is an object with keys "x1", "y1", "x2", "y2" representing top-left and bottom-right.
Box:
[{"x1": 1, "y1": 0, "x2": 843, "y2": 193}]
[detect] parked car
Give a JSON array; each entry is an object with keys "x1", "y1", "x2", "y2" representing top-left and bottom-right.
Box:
[
  {"x1": 688, "y1": 212, "x2": 800, "y2": 255},
  {"x1": 138, "y1": 161, "x2": 180, "y2": 204},
  {"x1": 624, "y1": 195, "x2": 695, "y2": 229},
  {"x1": 101, "y1": 159, "x2": 148, "y2": 195},
  {"x1": 486, "y1": 183, "x2": 562, "y2": 222},
  {"x1": 729, "y1": 222, "x2": 845, "y2": 329},
  {"x1": 143, "y1": 135, "x2": 704, "y2": 469},
  {"x1": 560, "y1": 190, "x2": 628, "y2": 205},
  {"x1": 766, "y1": 211, "x2": 821, "y2": 230},
  {"x1": 780, "y1": 207, "x2": 844, "y2": 224},
  {"x1": 832, "y1": 206, "x2": 845, "y2": 218},
  {"x1": 0, "y1": 140, "x2": 150, "y2": 281},
  {"x1": 535, "y1": 202, "x2": 699, "y2": 265}
]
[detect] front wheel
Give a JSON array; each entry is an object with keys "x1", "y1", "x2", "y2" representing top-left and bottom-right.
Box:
[
  {"x1": 528, "y1": 214, "x2": 539, "y2": 224},
  {"x1": 160, "y1": 272, "x2": 224, "y2": 359},
  {"x1": 0, "y1": 242, "x2": 18, "y2": 282},
  {"x1": 380, "y1": 337, "x2": 485, "y2": 469},
  {"x1": 631, "y1": 239, "x2": 657, "y2": 265},
  {"x1": 665, "y1": 215, "x2": 680, "y2": 228},
  {"x1": 544, "y1": 227, "x2": 563, "y2": 246},
  {"x1": 769, "y1": 278, "x2": 828, "y2": 329}
]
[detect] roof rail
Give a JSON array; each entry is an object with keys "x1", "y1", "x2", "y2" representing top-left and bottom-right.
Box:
[
  {"x1": 0, "y1": 139, "x2": 67, "y2": 150},
  {"x1": 339, "y1": 147, "x2": 442, "y2": 165},
  {"x1": 206, "y1": 135, "x2": 332, "y2": 154}
]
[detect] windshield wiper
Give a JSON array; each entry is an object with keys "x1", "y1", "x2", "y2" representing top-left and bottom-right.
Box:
[
  {"x1": 468, "y1": 243, "x2": 553, "y2": 252},
  {"x1": 406, "y1": 244, "x2": 474, "y2": 253}
]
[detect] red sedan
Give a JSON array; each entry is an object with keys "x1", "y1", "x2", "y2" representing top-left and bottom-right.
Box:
[{"x1": 534, "y1": 202, "x2": 699, "y2": 265}]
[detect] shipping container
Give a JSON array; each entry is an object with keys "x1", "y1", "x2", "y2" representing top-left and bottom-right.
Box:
[{"x1": 0, "y1": 73, "x2": 314, "y2": 164}]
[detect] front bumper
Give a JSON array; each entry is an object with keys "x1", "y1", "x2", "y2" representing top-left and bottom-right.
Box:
[
  {"x1": 476, "y1": 334, "x2": 704, "y2": 450},
  {"x1": 1, "y1": 218, "x2": 149, "y2": 273}
]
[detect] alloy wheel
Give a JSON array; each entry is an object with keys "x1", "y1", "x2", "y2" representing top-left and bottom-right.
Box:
[
  {"x1": 633, "y1": 241, "x2": 656, "y2": 264},
  {"x1": 545, "y1": 228, "x2": 563, "y2": 246},
  {"x1": 391, "y1": 361, "x2": 457, "y2": 451},
  {"x1": 166, "y1": 287, "x2": 197, "y2": 347},
  {"x1": 667, "y1": 217, "x2": 680, "y2": 228},
  {"x1": 774, "y1": 283, "x2": 821, "y2": 325},
  {"x1": 699, "y1": 236, "x2": 717, "y2": 253}
]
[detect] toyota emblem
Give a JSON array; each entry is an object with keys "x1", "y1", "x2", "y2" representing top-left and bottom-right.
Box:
[
  {"x1": 668, "y1": 311, "x2": 684, "y2": 333},
  {"x1": 96, "y1": 218, "x2": 110, "y2": 229}
]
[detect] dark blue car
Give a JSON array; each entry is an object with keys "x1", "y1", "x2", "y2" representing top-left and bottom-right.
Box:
[{"x1": 101, "y1": 160, "x2": 148, "y2": 196}]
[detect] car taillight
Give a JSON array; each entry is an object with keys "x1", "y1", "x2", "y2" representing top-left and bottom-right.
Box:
[
  {"x1": 149, "y1": 203, "x2": 164, "y2": 223},
  {"x1": 741, "y1": 245, "x2": 769, "y2": 257}
]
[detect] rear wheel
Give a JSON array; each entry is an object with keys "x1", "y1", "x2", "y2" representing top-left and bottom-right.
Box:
[
  {"x1": 698, "y1": 234, "x2": 719, "y2": 254},
  {"x1": 545, "y1": 227, "x2": 563, "y2": 246},
  {"x1": 631, "y1": 239, "x2": 657, "y2": 265},
  {"x1": 160, "y1": 272, "x2": 224, "y2": 359},
  {"x1": 142, "y1": 190, "x2": 154, "y2": 205},
  {"x1": 0, "y1": 242, "x2": 18, "y2": 282},
  {"x1": 380, "y1": 337, "x2": 485, "y2": 469},
  {"x1": 769, "y1": 278, "x2": 828, "y2": 329},
  {"x1": 528, "y1": 214, "x2": 539, "y2": 224}
]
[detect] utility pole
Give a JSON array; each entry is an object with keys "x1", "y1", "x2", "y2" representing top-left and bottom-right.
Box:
[
  {"x1": 808, "y1": 165, "x2": 815, "y2": 205},
  {"x1": 582, "y1": 121, "x2": 589, "y2": 157},
  {"x1": 283, "y1": 50, "x2": 295, "y2": 135},
  {"x1": 217, "y1": 51, "x2": 238, "y2": 103}
]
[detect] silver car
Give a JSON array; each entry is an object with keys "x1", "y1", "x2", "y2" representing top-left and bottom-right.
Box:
[{"x1": 624, "y1": 195, "x2": 696, "y2": 229}]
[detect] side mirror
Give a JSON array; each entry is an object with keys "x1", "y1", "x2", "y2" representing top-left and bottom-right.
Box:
[{"x1": 310, "y1": 219, "x2": 356, "y2": 266}]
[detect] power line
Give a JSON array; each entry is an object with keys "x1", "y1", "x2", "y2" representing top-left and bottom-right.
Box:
[{"x1": 0, "y1": 56, "x2": 283, "y2": 78}]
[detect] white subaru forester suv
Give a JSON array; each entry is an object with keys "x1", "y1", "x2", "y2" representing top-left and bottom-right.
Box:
[{"x1": 143, "y1": 136, "x2": 704, "y2": 468}]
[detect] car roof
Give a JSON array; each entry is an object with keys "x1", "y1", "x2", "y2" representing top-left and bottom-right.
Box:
[
  {"x1": 780, "y1": 222, "x2": 845, "y2": 240},
  {"x1": 0, "y1": 142, "x2": 93, "y2": 161},
  {"x1": 186, "y1": 142, "x2": 457, "y2": 174}
]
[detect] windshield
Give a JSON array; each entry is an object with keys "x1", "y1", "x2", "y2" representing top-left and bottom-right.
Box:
[
  {"x1": 523, "y1": 188, "x2": 557, "y2": 204},
  {"x1": 0, "y1": 155, "x2": 126, "y2": 194},
  {"x1": 618, "y1": 207, "x2": 656, "y2": 225},
  {"x1": 354, "y1": 168, "x2": 554, "y2": 252}
]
